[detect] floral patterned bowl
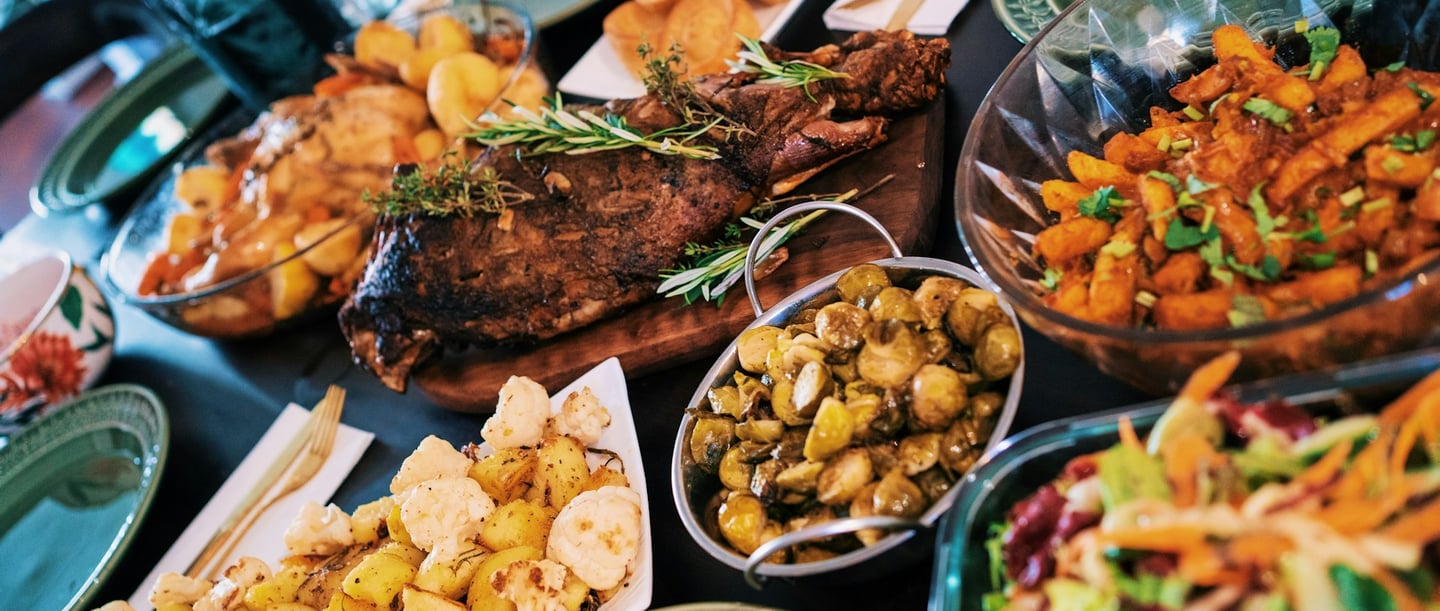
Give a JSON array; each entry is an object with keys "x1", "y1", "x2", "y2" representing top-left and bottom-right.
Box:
[{"x1": 0, "y1": 251, "x2": 115, "y2": 436}]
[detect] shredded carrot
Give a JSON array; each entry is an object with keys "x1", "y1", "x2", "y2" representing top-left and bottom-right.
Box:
[
  {"x1": 1178, "y1": 545, "x2": 1247, "y2": 586},
  {"x1": 1163, "y1": 433, "x2": 1219, "y2": 507},
  {"x1": 1380, "y1": 493, "x2": 1440, "y2": 543},
  {"x1": 1118, "y1": 415, "x2": 1143, "y2": 450},
  {"x1": 1100, "y1": 524, "x2": 1207, "y2": 552},
  {"x1": 1371, "y1": 566, "x2": 1425, "y2": 611},
  {"x1": 1318, "y1": 490, "x2": 1409, "y2": 535},
  {"x1": 1227, "y1": 533, "x2": 1293, "y2": 569},
  {"x1": 1379, "y1": 368, "x2": 1440, "y2": 427},
  {"x1": 1296, "y1": 438, "x2": 1353, "y2": 489},
  {"x1": 1177, "y1": 351, "x2": 1242, "y2": 405},
  {"x1": 1329, "y1": 430, "x2": 1393, "y2": 501}
]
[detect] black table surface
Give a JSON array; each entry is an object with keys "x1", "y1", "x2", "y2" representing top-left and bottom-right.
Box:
[{"x1": 1, "y1": 0, "x2": 1156, "y2": 608}]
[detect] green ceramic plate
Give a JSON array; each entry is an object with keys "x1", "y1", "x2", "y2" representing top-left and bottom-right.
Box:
[
  {"x1": 32, "y1": 45, "x2": 232, "y2": 214},
  {"x1": 992, "y1": 0, "x2": 1071, "y2": 43},
  {"x1": 0, "y1": 385, "x2": 168, "y2": 611}
]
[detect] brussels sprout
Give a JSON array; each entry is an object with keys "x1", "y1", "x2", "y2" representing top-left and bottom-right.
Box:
[
  {"x1": 737, "y1": 326, "x2": 782, "y2": 373},
  {"x1": 940, "y1": 418, "x2": 984, "y2": 474},
  {"x1": 773, "y1": 428, "x2": 808, "y2": 463},
  {"x1": 815, "y1": 301, "x2": 872, "y2": 351},
  {"x1": 775, "y1": 460, "x2": 825, "y2": 494},
  {"x1": 771, "y1": 378, "x2": 810, "y2": 426},
  {"x1": 836, "y1": 263, "x2": 891, "y2": 306},
  {"x1": 921, "y1": 329, "x2": 953, "y2": 364},
  {"x1": 689, "y1": 415, "x2": 735, "y2": 472},
  {"x1": 975, "y1": 323, "x2": 1022, "y2": 381},
  {"x1": 707, "y1": 385, "x2": 743, "y2": 419},
  {"x1": 750, "y1": 458, "x2": 786, "y2": 502},
  {"x1": 868, "y1": 287, "x2": 923, "y2": 324},
  {"x1": 871, "y1": 469, "x2": 925, "y2": 519},
  {"x1": 857, "y1": 320, "x2": 926, "y2": 388},
  {"x1": 945, "y1": 287, "x2": 1008, "y2": 346},
  {"x1": 909, "y1": 364, "x2": 967, "y2": 430},
  {"x1": 969, "y1": 391, "x2": 1005, "y2": 421},
  {"x1": 913, "y1": 466, "x2": 954, "y2": 502},
  {"x1": 717, "y1": 492, "x2": 770, "y2": 555},
  {"x1": 791, "y1": 360, "x2": 835, "y2": 418},
  {"x1": 719, "y1": 447, "x2": 756, "y2": 491},
  {"x1": 803, "y1": 397, "x2": 855, "y2": 462},
  {"x1": 816, "y1": 448, "x2": 873, "y2": 505},
  {"x1": 897, "y1": 432, "x2": 942, "y2": 476},
  {"x1": 735, "y1": 419, "x2": 785, "y2": 443},
  {"x1": 912, "y1": 275, "x2": 968, "y2": 330},
  {"x1": 866, "y1": 443, "x2": 900, "y2": 477}
]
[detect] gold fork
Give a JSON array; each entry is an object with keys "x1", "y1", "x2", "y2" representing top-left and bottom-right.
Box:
[{"x1": 189, "y1": 385, "x2": 347, "y2": 580}]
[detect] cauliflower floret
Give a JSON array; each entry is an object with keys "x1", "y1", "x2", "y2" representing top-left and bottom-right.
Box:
[
  {"x1": 284, "y1": 501, "x2": 356, "y2": 556},
  {"x1": 482, "y1": 376, "x2": 551, "y2": 449},
  {"x1": 390, "y1": 435, "x2": 473, "y2": 495},
  {"x1": 550, "y1": 387, "x2": 611, "y2": 446},
  {"x1": 193, "y1": 556, "x2": 272, "y2": 611},
  {"x1": 491, "y1": 558, "x2": 573, "y2": 611},
  {"x1": 401, "y1": 476, "x2": 496, "y2": 558},
  {"x1": 546, "y1": 485, "x2": 642, "y2": 591},
  {"x1": 149, "y1": 572, "x2": 212, "y2": 607}
]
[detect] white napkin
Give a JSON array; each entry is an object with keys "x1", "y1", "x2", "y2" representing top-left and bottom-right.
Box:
[
  {"x1": 127, "y1": 404, "x2": 374, "y2": 609},
  {"x1": 823, "y1": 0, "x2": 972, "y2": 35}
]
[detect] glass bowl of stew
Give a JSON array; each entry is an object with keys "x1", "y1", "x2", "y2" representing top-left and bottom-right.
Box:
[
  {"x1": 101, "y1": 2, "x2": 540, "y2": 338},
  {"x1": 955, "y1": 0, "x2": 1440, "y2": 396}
]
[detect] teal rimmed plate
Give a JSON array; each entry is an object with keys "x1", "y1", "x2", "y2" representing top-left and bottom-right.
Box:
[
  {"x1": 992, "y1": 0, "x2": 1068, "y2": 43},
  {"x1": 0, "y1": 384, "x2": 168, "y2": 610},
  {"x1": 31, "y1": 44, "x2": 232, "y2": 214}
]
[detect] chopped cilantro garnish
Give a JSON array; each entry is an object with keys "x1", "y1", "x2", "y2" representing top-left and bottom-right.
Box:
[
  {"x1": 1165, "y1": 217, "x2": 1219, "y2": 250},
  {"x1": 1040, "y1": 267, "x2": 1063, "y2": 291},
  {"x1": 1408, "y1": 82, "x2": 1435, "y2": 110},
  {"x1": 1385, "y1": 60, "x2": 1406, "y2": 72},
  {"x1": 1303, "y1": 26, "x2": 1340, "y2": 80},
  {"x1": 1228, "y1": 254, "x2": 1283, "y2": 282},
  {"x1": 1392, "y1": 134, "x2": 1417, "y2": 152},
  {"x1": 1185, "y1": 175, "x2": 1219, "y2": 195},
  {"x1": 1100, "y1": 239, "x2": 1136, "y2": 258},
  {"x1": 1199, "y1": 237, "x2": 1225, "y2": 265},
  {"x1": 1419, "y1": 130, "x2": 1436, "y2": 149},
  {"x1": 1228, "y1": 295, "x2": 1267, "y2": 327},
  {"x1": 1298, "y1": 251, "x2": 1336, "y2": 269},
  {"x1": 1210, "y1": 266, "x2": 1236, "y2": 286},
  {"x1": 1078, "y1": 186, "x2": 1124, "y2": 223},
  {"x1": 1147, "y1": 170, "x2": 1181, "y2": 190},
  {"x1": 1247, "y1": 184, "x2": 1275, "y2": 237},
  {"x1": 1243, "y1": 97, "x2": 1294, "y2": 128}
]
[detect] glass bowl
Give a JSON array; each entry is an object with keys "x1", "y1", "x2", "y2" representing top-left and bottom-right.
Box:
[
  {"x1": 955, "y1": 0, "x2": 1440, "y2": 396},
  {"x1": 101, "y1": 2, "x2": 539, "y2": 339},
  {"x1": 927, "y1": 347, "x2": 1440, "y2": 610}
]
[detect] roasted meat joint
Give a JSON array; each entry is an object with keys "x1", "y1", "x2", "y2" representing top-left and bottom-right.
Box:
[{"x1": 340, "y1": 30, "x2": 952, "y2": 392}]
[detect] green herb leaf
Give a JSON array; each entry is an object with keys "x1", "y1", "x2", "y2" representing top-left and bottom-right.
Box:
[
  {"x1": 1078, "y1": 186, "x2": 1124, "y2": 223},
  {"x1": 365, "y1": 155, "x2": 534, "y2": 218},
  {"x1": 1408, "y1": 82, "x2": 1435, "y2": 110},
  {"x1": 1097, "y1": 444, "x2": 1172, "y2": 510},
  {"x1": 1304, "y1": 26, "x2": 1341, "y2": 80},
  {"x1": 1227, "y1": 254, "x2": 1283, "y2": 282},
  {"x1": 1330, "y1": 563, "x2": 1399, "y2": 611},
  {"x1": 1100, "y1": 239, "x2": 1136, "y2": 258},
  {"x1": 1040, "y1": 267, "x2": 1064, "y2": 291},
  {"x1": 1247, "y1": 183, "x2": 1275, "y2": 237},
  {"x1": 1243, "y1": 97, "x2": 1294, "y2": 128},
  {"x1": 1199, "y1": 237, "x2": 1226, "y2": 266},
  {"x1": 1147, "y1": 170, "x2": 1181, "y2": 190},
  {"x1": 1418, "y1": 130, "x2": 1436, "y2": 150},
  {"x1": 1228, "y1": 294, "x2": 1268, "y2": 327},
  {"x1": 471, "y1": 93, "x2": 722, "y2": 160},
  {"x1": 1164, "y1": 217, "x2": 1218, "y2": 250},
  {"x1": 1185, "y1": 175, "x2": 1219, "y2": 195},
  {"x1": 1385, "y1": 60, "x2": 1406, "y2": 72},
  {"x1": 1298, "y1": 251, "x2": 1336, "y2": 269},
  {"x1": 727, "y1": 35, "x2": 850, "y2": 101}
]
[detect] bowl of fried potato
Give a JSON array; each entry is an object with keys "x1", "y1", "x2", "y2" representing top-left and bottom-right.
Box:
[
  {"x1": 101, "y1": 2, "x2": 547, "y2": 338},
  {"x1": 956, "y1": 0, "x2": 1440, "y2": 396}
]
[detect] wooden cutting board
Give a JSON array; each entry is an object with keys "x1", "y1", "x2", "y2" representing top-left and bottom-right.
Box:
[{"x1": 412, "y1": 97, "x2": 946, "y2": 412}]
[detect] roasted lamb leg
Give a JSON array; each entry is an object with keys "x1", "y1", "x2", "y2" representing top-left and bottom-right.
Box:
[{"x1": 340, "y1": 30, "x2": 951, "y2": 392}]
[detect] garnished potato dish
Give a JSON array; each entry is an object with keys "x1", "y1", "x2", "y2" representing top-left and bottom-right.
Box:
[
  {"x1": 1035, "y1": 23, "x2": 1440, "y2": 331},
  {"x1": 110, "y1": 375, "x2": 641, "y2": 611},
  {"x1": 603, "y1": 0, "x2": 785, "y2": 79},
  {"x1": 683, "y1": 264, "x2": 1021, "y2": 563},
  {"x1": 136, "y1": 9, "x2": 547, "y2": 337},
  {"x1": 985, "y1": 352, "x2": 1440, "y2": 610}
]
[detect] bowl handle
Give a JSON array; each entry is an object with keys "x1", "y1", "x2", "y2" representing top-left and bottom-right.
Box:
[
  {"x1": 741, "y1": 514, "x2": 921, "y2": 590},
  {"x1": 742, "y1": 201, "x2": 903, "y2": 318}
]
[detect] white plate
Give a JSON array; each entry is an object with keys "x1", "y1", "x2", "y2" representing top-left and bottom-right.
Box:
[
  {"x1": 473, "y1": 357, "x2": 652, "y2": 611},
  {"x1": 556, "y1": 0, "x2": 804, "y2": 100}
]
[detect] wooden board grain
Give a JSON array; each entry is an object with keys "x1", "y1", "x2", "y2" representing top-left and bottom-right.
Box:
[{"x1": 412, "y1": 97, "x2": 946, "y2": 411}]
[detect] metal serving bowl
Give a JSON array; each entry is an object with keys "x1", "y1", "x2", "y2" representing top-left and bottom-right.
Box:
[{"x1": 671, "y1": 202, "x2": 1027, "y2": 587}]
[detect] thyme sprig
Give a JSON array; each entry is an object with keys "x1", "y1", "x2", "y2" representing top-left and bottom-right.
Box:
[
  {"x1": 657, "y1": 175, "x2": 895, "y2": 305},
  {"x1": 469, "y1": 93, "x2": 722, "y2": 160},
  {"x1": 639, "y1": 42, "x2": 751, "y2": 140},
  {"x1": 364, "y1": 155, "x2": 533, "y2": 218},
  {"x1": 727, "y1": 35, "x2": 850, "y2": 101}
]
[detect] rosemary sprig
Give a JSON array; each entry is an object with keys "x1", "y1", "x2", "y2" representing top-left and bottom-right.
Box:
[
  {"x1": 726, "y1": 35, "x2": 850, "y2": 101},
  {"x1": 364, "y1": 155, "x2": 533, "y2": 218},
  {"x1": 657, "y1": 175, "x2": 894, "y2": 305},
  {"x1": 639, "y1": 42, "x2": 751, "y2": 140},
  {"x1": 469, "y1": 93, "x2": 722, "y2": 160}
]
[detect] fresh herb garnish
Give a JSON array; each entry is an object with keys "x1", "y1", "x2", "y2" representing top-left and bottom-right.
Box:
[
  {"x1": 1227, "y1": 254, "x2": 1283, "y2": 282},
  {"x1": 1165, "y1": 217, "x2": 1219, "y2": 250},
  {"x1": 1385, "y1": 60, "x2": 1406, "y2": 72},
  {"x1": 1298, "y1": 251, "x2": 1336, "y2": 269},
  {"x1": 470, "y1": 93, "x2": 722, "y2": 160},
  {"x1": 1247, "y1": 184, "x2": 1276, "y2": 237},
  {"x1": 1243, "y1": 97, "x2": 1294, "y2": 130},
  {"x1": 1228, "y1": 294, "x2": 1267, "y2": 327},
  {"x1": 1078, "y1": 186, "x2": 1124, "y2": 222},
  {"x1": 1040, "y1": 267, "x2": 1064, "y2": 291},
  {"x1": 727, "y1": 35, "x2": 850, "y2": 102},
  {"x1": 1185, "y1": 175, "x2": 1219, "y2": 195},
  {"x1": 364, "y1": 155, "x2": 534, "y2": 218},
  {"x1": 1303, "y1": 26, "x2": 1340, "y2": 80},
  {"x1": 1147, "y1": 170, "x2": 1181, "y2": 190},
  {"x1": 1408, "y1": 82, "x2": 1435, "y2": 110}
]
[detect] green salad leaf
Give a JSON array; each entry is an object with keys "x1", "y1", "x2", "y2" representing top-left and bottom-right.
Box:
[{"x1": 1097, "y1": 444, "x2": 1171, "y2": 510}]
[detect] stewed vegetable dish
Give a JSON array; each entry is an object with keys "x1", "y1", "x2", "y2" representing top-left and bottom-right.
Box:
[
  {"x1": 683, "y1": 264, "x2": 1022, "y2": 563},
  {"x1": 1035, "y1": 23, "x2": 1440, "y2": 331}
]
